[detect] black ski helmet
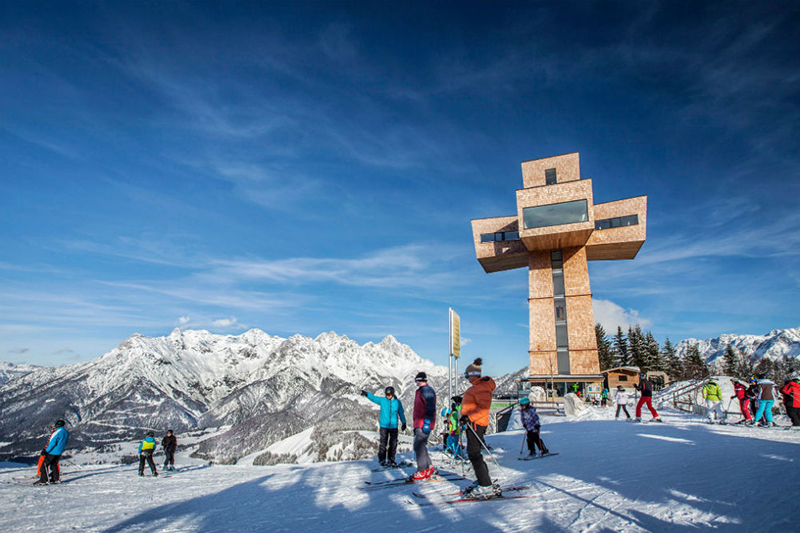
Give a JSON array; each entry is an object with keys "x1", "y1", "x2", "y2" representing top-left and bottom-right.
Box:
[
  {"x1": 384, "y1": 386, "x2": 395, "y2": 396},
  {"x1": 54, "y1": 419, "x2": 66, "y2": 428},
  {"x1": 617, "y1": 385, "x2": 624, "y2": 390},
  {"x1": 146, "y1": 431, "x2": 155, "y2": 437}
]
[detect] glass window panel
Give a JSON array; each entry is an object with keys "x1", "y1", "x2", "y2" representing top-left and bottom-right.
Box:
[
  {"x1": 507, "y1": 231, "x2": 519, "y2": 241},
  {"x1": 557, "y1": 349, "x2": 570, "y2": 374},
  {"x1": 595, "y1": 219, "x2": 611, "y2": 230},
  {"x1": 554, "y1": 303, "x2": 566, "y2": 322},
  {"x1": 611, "y1": 217, "x2": 621, "y2": 228},
  {"x1": 545, "y1": 168, "x2": 557, "y2": 185},
  {"x1": 554, "y1": 297, "x2": 567, "y2": 322},
  {"x1": 481, "y1": 234, "x2": 494, "y2": 243},
  {"x1": 552, "y1": 271, "x2": 565, "y2": 296},
  {"x1": 556, "y1": 323, "x2": 569, "y2": 348},
  {"x1": 523, "y1": 200, "x2": 588, "y2": 230},
  {"x1": 551, "y1": 251, "x2": 562, "y2": 260},
  {"x1": 495, "y1": 232, "x2": 504, "y2": 241}
]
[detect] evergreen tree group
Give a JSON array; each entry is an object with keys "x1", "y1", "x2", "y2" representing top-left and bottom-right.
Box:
[{"x1": 595, "y1": 325, "x2": 800, "y2": 383}]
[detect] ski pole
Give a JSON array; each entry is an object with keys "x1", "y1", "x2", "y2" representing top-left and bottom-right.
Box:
[
  {"x1": 464, "y1": 421, "x2": 509, "y2": 484},
  {"x1": 520, "y1": 433, "x2": 526, "y2": 455}
]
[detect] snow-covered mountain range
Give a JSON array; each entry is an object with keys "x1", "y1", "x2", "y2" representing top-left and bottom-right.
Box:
[
  {"x1": 675, "y1": 326, "x2": 800, "y2": 362},
  {"x1": 0, "y1": 361, "x2": 38, "y2": 386},
  {"x1": 0, "y1": 329, "x2": 449, "y2": 463}
]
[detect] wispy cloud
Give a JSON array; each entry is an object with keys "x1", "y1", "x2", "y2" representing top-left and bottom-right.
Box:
[
  {"x1": 211, "y1": 243, "x2": 470, "y2": 290},
  {"x1": 8, "y1": 347, "x2": 29, "y2": 354}
]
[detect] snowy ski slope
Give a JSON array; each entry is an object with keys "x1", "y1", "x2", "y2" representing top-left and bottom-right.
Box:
[{"x1": 2, "y1": 407, "x2": 799, "y2": 533}]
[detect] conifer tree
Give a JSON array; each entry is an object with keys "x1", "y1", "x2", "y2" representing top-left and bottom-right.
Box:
[
  {"x1": 628, "y1": 325, "x2": 647, "y2": 372},
  {"x1": 661, "y1": 338, "x2": 682, "y2": 380},
  {"x1": 683, "y1": 344, "x2": 709, "y2": 379},
  {"x1": 736, "y1": 352, "x2": 757, "y2": 381},
  {"x1": 595, "y1": 323, "x2": 615, "y2": 371},
  {"x1": 645, "y1": 332, "x2": 662, "y2": 372},
  {"x1": 722, "y1": 345, "x2": 739, "y2": 377},
  {"x1": 613, "y1": 326, "x2": 629, "y2": 367}
]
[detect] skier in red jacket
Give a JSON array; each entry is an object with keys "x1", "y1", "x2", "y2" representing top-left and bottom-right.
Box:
[
  {"x1": 732, "y1": 380, "x2": 752, "y2": 423},
  {"x1": 780, "y1": 377, "x2": 800, "y2": 427}
]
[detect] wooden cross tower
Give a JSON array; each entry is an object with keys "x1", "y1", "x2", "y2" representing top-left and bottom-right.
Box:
[{"x1": 471, "y1": 152, "x2": 647, "y2": 394}]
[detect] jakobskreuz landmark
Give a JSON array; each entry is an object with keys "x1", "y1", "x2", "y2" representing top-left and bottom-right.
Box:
[{"x1": 471, "y1": 152, "x2": 647, "y2": 397}]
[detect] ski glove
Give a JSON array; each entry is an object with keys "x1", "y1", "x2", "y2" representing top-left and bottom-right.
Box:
[
  {"x1": 360, "y1": 390, "x2": 368, "y2": 397},
  {"x1": 459, "y1": 415, "x2": 470, "y2": 425},
  {"x1": 422, "y1": 420, "x2": 431, "y2": 434},
  {"x1": 40, "y1": 450, "x2": 47, "y2": 456},
  {"x1": 401, "y1": 423, "x2": 407, "y2": 431}
]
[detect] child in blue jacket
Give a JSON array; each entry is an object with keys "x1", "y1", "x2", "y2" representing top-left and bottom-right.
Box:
[
  {"x1": 361, "y1": 386, "x2": 407, "y2": 466},
  {"x1": 519, "y1": 397, "x2": 550, "y2": 458}
]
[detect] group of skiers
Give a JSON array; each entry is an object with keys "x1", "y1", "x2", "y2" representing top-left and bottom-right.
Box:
[
  {"x1": 722, "y1": 376, "x2": 800, "y2": 427},
  {"x1": 361, "y1": 358, "x2": 506, "y2": 498},
  {"x1": 32, "y1": 422, "x2": 177, "y2": 484},
  {"x1": 363, "y1": 358, "x2": 553, "y2": 499},
  {"x1": 136, "y1": 429, "x2": 178, "y2": 477},
  {"x1": 610, "y1": 374, "x2": 662, "y2": 422}
]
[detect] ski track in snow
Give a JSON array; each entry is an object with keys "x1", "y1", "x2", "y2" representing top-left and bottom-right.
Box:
[{"x1": 2, "y1": 408, "x2": 800, "y2": 533}]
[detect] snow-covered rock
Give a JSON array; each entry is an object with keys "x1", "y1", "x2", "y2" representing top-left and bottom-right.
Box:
[{"x1": 563, "y1": 393, "x2": 586, "y2": 416}]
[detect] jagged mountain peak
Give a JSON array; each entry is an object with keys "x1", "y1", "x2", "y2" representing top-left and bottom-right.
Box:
[{"x1": 676, "y1": 325, "x2": 800, "y2": 362}]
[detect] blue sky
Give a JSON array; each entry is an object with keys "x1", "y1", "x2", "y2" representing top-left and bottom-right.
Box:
[{"x1": 1, "y1": 2, "x2": 799, "y2": 375}]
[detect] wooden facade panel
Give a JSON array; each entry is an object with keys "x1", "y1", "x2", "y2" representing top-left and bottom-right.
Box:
[
  {"x1": 569, "y1": 349, "x2": 601, "y2": 375},
  {"x1": 528, "y1": 298, "x2": 556, "y2": 352},
  {"x1": 563, "y1": 246, "x2": 591, "y2": 296},
  {"x1": 477, "y1": 253, "x2": 529, "y2": 273},
  {"x1": 565, "y1": 295, "x2": 596, "y2": 351},
  {"x1": 521, "y1": 152, "x2": 581, "y2": 189},
  {"x1": 529, "y1": 351, "x2": 558, "y2": 375},
  {"x1": 585, "y1": 241, "x2": 645, "y2": 261},
  {"x1": 528, "y1": 251, "x2": 552, "y2": 299}
]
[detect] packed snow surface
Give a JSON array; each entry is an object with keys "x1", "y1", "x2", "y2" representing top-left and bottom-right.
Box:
[{"x1": 2, "y1": 408, "x2": 799, "y2": 533}]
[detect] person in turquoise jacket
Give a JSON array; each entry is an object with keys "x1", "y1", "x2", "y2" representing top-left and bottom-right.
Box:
[
  {"x1": 137, "y1": 431, "x2": 159, "y2": 477},
  {"x1": 702, "y1": 380, "x2": 724, "y2": 423},
  {"x1": 36, "y1": 419, "x2": 69, "y2": 485},
  {"x1": 361, "y1": 386, "x2": 407, "y2": 467}
]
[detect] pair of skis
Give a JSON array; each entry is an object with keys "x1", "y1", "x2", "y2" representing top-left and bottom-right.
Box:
[
  {"x1": 407, "y1": 485, "x2": 537, "y2": 506},
  {"x1": 363, "y1": 472, "x2": 466, "y2": 491},
  {"x1": 517, "y1": 452, "x2": 559, "y2": 461}
]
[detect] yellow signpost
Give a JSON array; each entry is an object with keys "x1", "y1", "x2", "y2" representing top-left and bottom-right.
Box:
[
  {"x1": 450, "y1": 308, "x2": 460, "y2": 359},
  {"x1": 448, "y1": 308, "x2": 461, "y2": 403}
]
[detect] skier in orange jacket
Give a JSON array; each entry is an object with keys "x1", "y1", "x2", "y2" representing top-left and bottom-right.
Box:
[{"x1": 459, "y1": 358, "x2": 498, "y2": 499}]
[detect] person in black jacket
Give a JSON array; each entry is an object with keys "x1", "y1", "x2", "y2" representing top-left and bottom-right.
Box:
[
  {"x1": 161, "y1": 430, "x2": 177, "y2": 471},
  {"x1": 634, "y1": 374, "x2": 662, "y2": 422}
]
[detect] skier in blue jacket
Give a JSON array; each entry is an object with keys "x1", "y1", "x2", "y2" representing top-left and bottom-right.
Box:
[
  {"x1": 36, "y1": 419, "x2": 69, "y2": 485},
  {"x1": 361, "y1": 386, "x2": 407, "y2": 467},
  {"x1": 138, "y1": 431, "x2": 159, "y2": 477}
]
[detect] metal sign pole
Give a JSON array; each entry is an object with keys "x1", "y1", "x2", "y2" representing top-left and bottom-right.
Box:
[{"x1": 448, "y1": 308, "x2": 453, "y2": 406}]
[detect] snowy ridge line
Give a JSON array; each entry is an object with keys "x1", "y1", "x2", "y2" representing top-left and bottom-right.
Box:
[
  {"x1": 676, "y1": 325, "x2": 800, "y2": 363},
  {"x1": 0, "y1": 328, "x2": 451, "y2": 463}
]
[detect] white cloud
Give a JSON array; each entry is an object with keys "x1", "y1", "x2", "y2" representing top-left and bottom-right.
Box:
[
  {"x1": 592, "y1": 299, "x2": 651, "y2": 333},
  {"x1": 211, "y1": 317, "x2": 245, "y2": 330},
  {"x1": 178, "y1": 316, "x2": 191, "y2": 325}
]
